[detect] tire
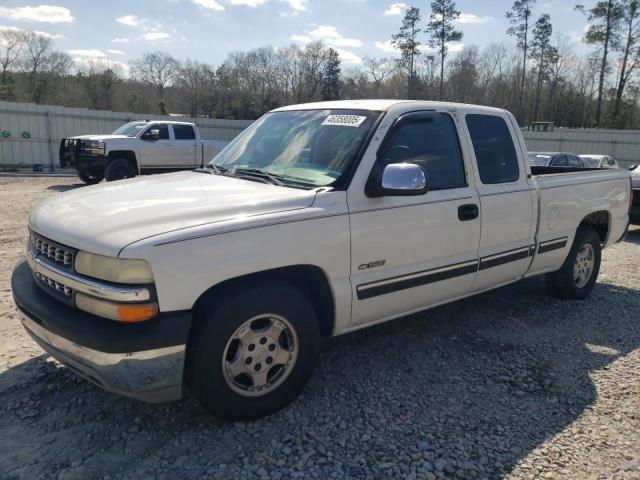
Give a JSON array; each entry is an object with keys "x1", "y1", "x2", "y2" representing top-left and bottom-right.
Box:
[
  {"x1": 77, "y1": 169, "x2": 104, "y2": 185},
  {"x1": 187, "y1": 283, "x2": 321, "y2": 420},
  {"x1": 104, "y1": 158, "x2": 136, "y2": 182},
  {"x1": 545, "y1": 226, "x2": 601, "y2": 300}
]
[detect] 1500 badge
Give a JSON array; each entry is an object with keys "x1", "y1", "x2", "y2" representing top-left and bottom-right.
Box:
[{"x1": 358, "y1": 260, "x2": 386, "y2": 270}]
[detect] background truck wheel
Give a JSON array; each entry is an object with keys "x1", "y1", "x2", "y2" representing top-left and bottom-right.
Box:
[
  {"x1": 104, "y1": 158, "x2": 136, "y2": 182},
  {"x1": 545, "y1": 226, "x2": 601, "y2": 300},
  {"x1": 77, "y1": 169, "x2": 104, "y2": 185},
  {"x1": 187, "y1": 283, "x2": 321, "y2": 420}
]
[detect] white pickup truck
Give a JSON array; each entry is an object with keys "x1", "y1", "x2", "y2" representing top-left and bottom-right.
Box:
[
  {"x1": 13, "y1": 100, "x2": 632, "y2": 420},
  {"x1": 59, "y1": 120, "x2": 228, "y2": 184}
]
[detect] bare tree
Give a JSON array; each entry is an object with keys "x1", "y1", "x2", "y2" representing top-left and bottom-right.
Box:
[
  {"x1": 0, "y1": 28, "x2": 26, "y2": 87},
  {"x1": 363, "y1": 57, "x2": 395, "y2": 96},
  {"x1": 22, "y1": 31, "x2": 52, "y2": 103},
  {"x1": 131, "y1": 51, "x2": 180, "y2": 100}
]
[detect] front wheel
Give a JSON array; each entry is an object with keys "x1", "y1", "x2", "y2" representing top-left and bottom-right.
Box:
[
  {"x1": 545, "y1": 226, "x2": 601, "y2": 300},
  {"x1": 104, "y1": 158, "x2": 136, "y2": 182},
  {"x1": 78, "y1": 169, "x2": 104, "y2": 185},
  {"x1": 187, "y1": 284, "x2": 321, "y2": 420}
]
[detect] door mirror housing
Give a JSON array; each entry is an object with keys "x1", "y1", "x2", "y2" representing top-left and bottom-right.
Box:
[
  {"x1": 367, "y1": 163, "x2": 429, "y2": 197},
  {"x1": 144, "y1": 129, "x2": 160, "y2": 141},
  {"x1": 629, "y1": 164, "x2": 638, "y2": 171}
]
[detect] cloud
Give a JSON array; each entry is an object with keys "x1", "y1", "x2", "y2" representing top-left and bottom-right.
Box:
[
  {"x1": 68, "y1": 49, "x2": 106, "y2": 58},
  {"x1": 107, "y1": 49, "x2": 125, "y2": 55},
  {"x1": 447, "y1": 43, "x2": 465, "y2": 53},
  {"x1": 142, "y1": 31, "x2": 171, "y2": 41},
  {"x1": 0, "y1": 5, "x2": 73, "y2": 23},
  {"x1": 192, "y1": 0, "x2": 225, "y2": 11},
  {"x1": 456, "y1": 13, "x2": 493, "y2": 24},
  {"x1": 0, "y1": 24, "x2": 63, "y2": 39},
  {"x1": 384, "y1": 3, "x2": 408, "y2": 16},
  {"x1": 74, "y1": 57, "x2": 130, "y2": 75},
  {"x1": 112, "y1": 37, "x2": 130, "y2": 43},
  {"x1": 116, "y1": 15, "x2": 139, "y2": 26},
  {"x1": 375, "y1": 40, "x2": 399, "y2": 53},
  {"x1": 333, "y1": 48, "x2": 362, "y2": 64},
  {"x1": 283, "y1": 0, "x2": 307, "y2": 11},
  {"x1": 230, "y1": 0, "x2": 268, "y2": 6},
  {"x1": 307, "y1": 25, "x2": 363, "y2": 48},
  {"x1": 290, "y1": 34, "x2": 311, "y2": 43}
]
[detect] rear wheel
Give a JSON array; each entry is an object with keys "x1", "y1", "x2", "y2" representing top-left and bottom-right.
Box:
[
  {"x1": 545, "y1": 226, "x2": 601, "y2": 300},
  {"x1": 104, "y1": 158, "x2": 136, "y2": 182},
  {"x1": 187, "y1": 283, "x2": 321, "y2": 420},
  {"x1": 77, "y1": 169, "x2": 104, "y2": 185}
]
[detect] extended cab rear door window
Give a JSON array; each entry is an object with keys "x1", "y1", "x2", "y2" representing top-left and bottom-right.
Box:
[
  {"x1": 377, "y1": 112, "x2": 466, "y2": 190},
  {"x1": 465, "y1": 114, "x2": 519, "y2": 184}
]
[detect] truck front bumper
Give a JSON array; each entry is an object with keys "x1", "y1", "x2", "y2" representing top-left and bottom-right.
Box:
[{"x1": 11, "y1": 260, "x2": 191, "y2": 403}]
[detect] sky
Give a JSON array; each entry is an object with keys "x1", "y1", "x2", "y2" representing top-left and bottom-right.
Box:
[{"x1": 0, "y1": 1, "x2": 593, "y2": 74}]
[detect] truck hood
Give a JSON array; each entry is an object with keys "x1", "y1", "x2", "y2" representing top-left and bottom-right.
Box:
[
  {"x1": 30, "y1": 171, "x2": 317, "y2": 256},
  {"x1": 70, "y1": 134, "x2": 130, "y2": 141}
]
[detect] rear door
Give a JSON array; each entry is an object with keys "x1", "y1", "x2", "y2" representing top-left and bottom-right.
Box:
[
  {"x1": 463, "y1": 113, "x2": 536, "y2": 292},
  {"x1": 170, "y1": 124, "x2": 198, "y2": 168}
]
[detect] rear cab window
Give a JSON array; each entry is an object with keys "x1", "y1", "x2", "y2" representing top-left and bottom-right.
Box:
[{"x1": 465, "y1": 114, "x2": 520, "y2": 184}]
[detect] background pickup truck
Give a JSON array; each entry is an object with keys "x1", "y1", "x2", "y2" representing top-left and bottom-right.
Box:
[
  {"x1": 59, "y1": 120, "x2": 228, "y2": 184},
  {"x1": 13, "y1": 100, "x2": 632, "y2": 421}
]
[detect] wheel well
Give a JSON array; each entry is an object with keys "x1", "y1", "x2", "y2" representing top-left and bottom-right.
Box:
[
  {"x1": 108, "y1": 151, "x2": 138, "y2": 172},
  {"x1": 580, "y1": 210, "x2": 610, "y2": 243},
  {"x1": 192, "y1": 265, "x2": 336, "y2": 337}
]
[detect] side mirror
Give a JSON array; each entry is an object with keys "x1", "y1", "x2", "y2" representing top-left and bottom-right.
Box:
[
  {"x1": 629, "y1": 164, "x2": 638, "y2": 171},
  {"x1": 144, "y1": 129, "x2": 160, "y2": 141},
  {"x1": 367, "y1": 163, "x2": 429, "y2": 197}
]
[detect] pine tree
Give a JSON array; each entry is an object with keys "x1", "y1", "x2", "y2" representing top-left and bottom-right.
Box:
[
  {"x1": 506, "y1": 0, "x2": 536, "y2": 121},
  {"x1": 576, "y1": 0, "x2": 625, "y2": 126},
  {"x1": 391, "y1": 6, "x2": 422, "y2": 99},
  {"x1": 426, "y1": 0, "x2": 463, "y2": 100},
  {"x1": 322, "y1": 48, "x2": 341, "y2": 101},
  {"x1": 531, "y1": 14, "x2": 556, "y2": 122}
]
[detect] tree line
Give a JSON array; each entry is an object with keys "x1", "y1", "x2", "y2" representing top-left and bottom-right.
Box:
[{"x1": 2, "y1": 0, "x2": 640, "y2": 129}]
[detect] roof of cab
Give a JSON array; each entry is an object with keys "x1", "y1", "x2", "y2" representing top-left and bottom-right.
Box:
[{"x1": 272, "y1": 99, "x2": 508, "y2": 114}]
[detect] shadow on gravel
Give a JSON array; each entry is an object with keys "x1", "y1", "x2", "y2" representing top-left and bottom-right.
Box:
[
  {"x1": 2, "y1": 276, "x2": 639, "y2": 479},
  {"x1": 46, "y1": 183, "x2": 86, "y2": 192},
  {"x1": 625, "y1": 226, "x2": 640, "y2": 245}
]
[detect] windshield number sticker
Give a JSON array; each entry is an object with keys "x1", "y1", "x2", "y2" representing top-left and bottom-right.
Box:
[{"x1": 322, "y1": 115, "x2": 367, "y2": 128}]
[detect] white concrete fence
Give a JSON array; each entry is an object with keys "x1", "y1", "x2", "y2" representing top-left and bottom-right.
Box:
[
  {"x1": 1, "y1": 101, "x2": 639, "y2": 171},
  {"x1": 0, "y1": 101, "x2": 253, "y2": 172}
]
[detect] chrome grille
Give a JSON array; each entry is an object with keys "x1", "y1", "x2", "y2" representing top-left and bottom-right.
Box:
[
  {"x1": 30, "y1": 232, "x2": 74, "y2": 268},
  {"x1": 34, "y1": 271, "x2": 73, "y2": 297}
]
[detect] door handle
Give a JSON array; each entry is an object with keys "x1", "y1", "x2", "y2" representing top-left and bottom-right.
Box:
[{"x1": 458, "y1": 204, "x2": 479, "y2": 221}]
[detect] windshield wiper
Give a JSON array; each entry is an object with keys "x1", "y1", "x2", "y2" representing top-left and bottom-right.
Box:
[
  {"x1": 230, "y1": 167, "x2": 285, "y2": 187},
  {"x1": 194, "y1": 164, "x2": 225, "y2": 175}
]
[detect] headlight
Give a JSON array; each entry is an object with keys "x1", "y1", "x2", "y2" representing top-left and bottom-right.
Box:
[
  {"x1": 80, "y1": 140, "x2": 105, "y2": 155},
  {"x1": 75, "y1": 251, "x2": 154, "y2": 284}
]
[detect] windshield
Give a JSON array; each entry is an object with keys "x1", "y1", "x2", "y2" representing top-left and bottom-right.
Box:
[
  {"x1": 113, "y1": 122, "x2": 147, "y2": 137},
  {"x1": 209, "y1": 109, "x2": 381, "y2": 188},
  {"x1": 528, "y1": 153, "x2": 552, "y2": 166}
]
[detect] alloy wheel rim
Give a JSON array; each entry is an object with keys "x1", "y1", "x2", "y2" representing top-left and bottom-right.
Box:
[
  {"x1": 222, "y1": 314, "x2": 298, "y2": 397},
  {"x1": 573, "y1": 243, "x2": 595, "y2": 288}
]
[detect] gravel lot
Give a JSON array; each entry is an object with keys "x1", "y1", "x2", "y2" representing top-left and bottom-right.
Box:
[{"x1": 1, "y1": 176, "x2": 640, "y2": 480}]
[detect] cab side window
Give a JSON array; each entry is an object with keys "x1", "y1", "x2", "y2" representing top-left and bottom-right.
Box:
[
  {"x1": 551, "y1": 155, "x2": 567, "y2": 167},
  {"x1": 567, "y1": 155, "x2": 583, "y2": 167},
  {"x1": 466, "y1": 114, "x2": 520, "y2": 184},
  {"x1": 173, "y1": 124, "x2": 195, "y2": 140},
  {"x1": 377, "y1": 113, "x2": 466, "y2": 190}
]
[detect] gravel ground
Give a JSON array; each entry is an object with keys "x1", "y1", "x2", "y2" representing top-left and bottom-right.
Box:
[{"x1": 1, "y1": 176, "x2": 640, "y2": 480}]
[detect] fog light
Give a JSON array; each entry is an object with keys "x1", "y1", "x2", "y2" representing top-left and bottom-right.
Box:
[{"x1": 76, "y1": 292, "x2": 158, "y2": 322}]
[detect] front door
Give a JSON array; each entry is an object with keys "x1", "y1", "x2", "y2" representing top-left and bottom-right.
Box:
[
  {"x1": 348, "y1": 111, "x2": 481, "y2": 327},
  {"x1": 139, "y1": 123, "x2": 178, "y2": 169}
]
